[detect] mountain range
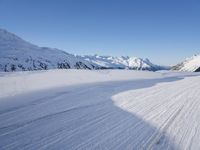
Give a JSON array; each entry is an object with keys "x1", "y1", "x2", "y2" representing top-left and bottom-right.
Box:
[
  {"x1": 0, "y1": 28, "x2": 166, "y2": 72},
  {"x1": 1, "y1": 28, "x2": 199, "y2": 72},
  {"x1": 79, "y1": 55, "x2": 165, "y2": 71}
]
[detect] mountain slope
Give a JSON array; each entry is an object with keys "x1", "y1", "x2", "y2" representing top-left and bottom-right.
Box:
[
  {"x1": 80, "y1": 55, "x2": 165, "y2": 71},
  {"x1": 172, "y1": 54, "x2": 200, "y2": 72},
  {"x1": 0, "y1": 29, "x2": 97, "y2": 72}
]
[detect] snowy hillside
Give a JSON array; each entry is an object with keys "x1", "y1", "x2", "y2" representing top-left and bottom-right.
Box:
[
  {"x1": 172, "y1": 54, "x2": 200, "y2": 72},
  {"x1": 0, "y1": 69, "x2": 200, "y2": 149},
  {"x1": 0, "y1": 29, "x2": 97, "y2": 72},
  {"x1": 80, "y1": 55, "x2": 165, "y2": 71}
]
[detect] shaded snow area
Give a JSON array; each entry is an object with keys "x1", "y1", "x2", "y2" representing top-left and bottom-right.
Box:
[{"x1": 0, "y1": 69, "x2": 200, "y2": 150}]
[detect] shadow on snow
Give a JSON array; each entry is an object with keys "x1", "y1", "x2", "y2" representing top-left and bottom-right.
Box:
[{"x1": 0, "y1": 76, "x2": 187, "y2": 149}]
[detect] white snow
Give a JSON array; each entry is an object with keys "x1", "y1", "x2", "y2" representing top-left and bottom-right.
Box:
[{"x1": 0, "y1": 69, "x2": 200, "y2": 149}]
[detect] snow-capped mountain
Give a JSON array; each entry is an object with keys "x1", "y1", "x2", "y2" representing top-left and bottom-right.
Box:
[
  {"x1": 172, "y1": 54, "x2": 200, "y2": 72},
  {"x1": 80, "y1": 55, "x2": 165, "y2": 71},
  {"x1": 0, "y1": 29, "x2": 97, "y2": 71},
  {"x1": 0, "y1": 28, "x2": 166, "y2": 72}
]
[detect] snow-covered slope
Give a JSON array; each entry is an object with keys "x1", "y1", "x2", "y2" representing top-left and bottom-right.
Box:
[
  {"x1": 0, "y1": 29, "x2": 97, "y2": 72},
  {"x1": 0, "y1": 70, "x2": 200, "y2": 149},
  {"x1": 80, "y1": 55, "x2": 165, "y2": 71},
  {"x1": 172, "y1": 54, "x2": 200, "y2": 72}
]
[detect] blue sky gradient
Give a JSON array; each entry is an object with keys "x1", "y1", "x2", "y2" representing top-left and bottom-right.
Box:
[{"x1": 0, "y1": 0, "x2": 200, "y2": 65}]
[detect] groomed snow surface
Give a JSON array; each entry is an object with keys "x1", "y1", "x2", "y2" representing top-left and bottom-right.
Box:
[{"x1": 0, "y1": 69, "x2": 200, "y2": 150}]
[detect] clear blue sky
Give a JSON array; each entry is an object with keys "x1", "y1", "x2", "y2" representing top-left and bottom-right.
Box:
[{"x1": 0, "y1": 0, "x2": 200, "y2": 65}]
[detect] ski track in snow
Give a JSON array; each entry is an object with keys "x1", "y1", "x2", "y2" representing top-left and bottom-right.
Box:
[{"x1": 0, "y1": 72, "x2": 200, "y2": 149}]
